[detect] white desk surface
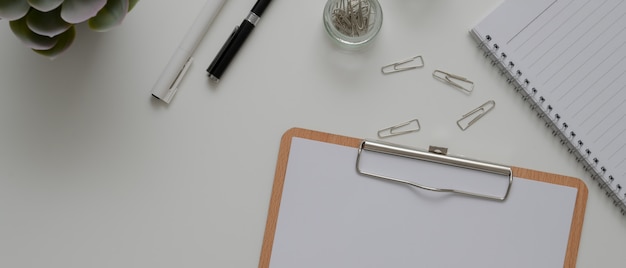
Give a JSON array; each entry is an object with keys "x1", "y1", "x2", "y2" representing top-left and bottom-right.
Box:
[{"x1": 0, "y1": 0, "x2": 624, "y2": 267}]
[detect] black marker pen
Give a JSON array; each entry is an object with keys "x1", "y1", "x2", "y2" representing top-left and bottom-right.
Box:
[{"x1": 207, "y1": 0, "x2": 273, "y2": 82}]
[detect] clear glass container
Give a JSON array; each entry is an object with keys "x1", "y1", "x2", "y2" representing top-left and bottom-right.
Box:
[{"x1": 323, "y1": 0, "x2": 383, "y2": 50}]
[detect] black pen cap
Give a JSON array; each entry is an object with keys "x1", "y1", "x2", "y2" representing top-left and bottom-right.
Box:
[{"x1": 251, "y1": 0, "x2": 272, "y2": 17}]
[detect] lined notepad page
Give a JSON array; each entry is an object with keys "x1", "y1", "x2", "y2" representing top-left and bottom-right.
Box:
[
  {"x1": 268, "y1": 138, "x2": 578, "y2": 268},
  {"x1": 472, "y1": 0, "x2": 626, "y2": 201}
]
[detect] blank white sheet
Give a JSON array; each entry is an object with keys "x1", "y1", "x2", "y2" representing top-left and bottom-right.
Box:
[{"x1": 268, "y1": 137, "x2": 578, "y2": 268}]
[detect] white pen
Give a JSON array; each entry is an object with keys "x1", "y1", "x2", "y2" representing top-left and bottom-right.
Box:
[{"x1": 151, "y1": 0, "x2": 226, "y2": 104}]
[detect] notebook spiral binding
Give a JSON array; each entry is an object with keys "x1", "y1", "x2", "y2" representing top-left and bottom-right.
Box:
[{"x1": 473, "y1": 33, "x2": 626, "y2": 216}]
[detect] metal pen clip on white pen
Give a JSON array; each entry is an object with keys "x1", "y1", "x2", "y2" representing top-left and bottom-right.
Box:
[{"x1": 151, "y1": 0, "x2": 226, "y2": 104}]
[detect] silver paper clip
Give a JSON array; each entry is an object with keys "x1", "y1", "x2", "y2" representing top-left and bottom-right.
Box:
[
  {"x1": 377, "y1": 119, "x2": 421, "y2": 138},
  {"x1": 457, "y1": 100, "x2": 495, "y2": 131},
  {"x1": 381, "y1": 55, "x2": 424, "y2": 74},
  {"x1": 433, "y1": 70, "x2": 474, "y2": 94}
]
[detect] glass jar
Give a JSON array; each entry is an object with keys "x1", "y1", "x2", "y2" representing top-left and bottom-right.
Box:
[{"x1": 323, "y1": 0, "x2": 383, "y2": 50}]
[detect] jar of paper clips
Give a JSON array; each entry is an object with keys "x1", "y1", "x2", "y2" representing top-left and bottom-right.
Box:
[{"x1": 323, "y1": 0, "x2": 383, "y2": 50}]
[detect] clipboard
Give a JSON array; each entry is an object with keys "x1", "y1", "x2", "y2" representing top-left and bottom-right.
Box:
[{"x1": 259, "y1": 128, "x2": 588, "y2": 268}]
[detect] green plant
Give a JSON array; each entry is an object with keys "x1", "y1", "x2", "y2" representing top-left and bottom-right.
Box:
[{"x1": 0, "y1": 0, "x2": 139, "y2": 58}]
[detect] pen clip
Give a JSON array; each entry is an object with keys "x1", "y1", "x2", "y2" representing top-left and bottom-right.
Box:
[
  {"x1": 164, "y1": 57, "x2": 194, "y2": 101},
  {"x1": 207, "y1": 26, "x2": 239, "y2": 81},
  {"x1": 171, "y1": 57, "x2": 194, "y2": 90}
]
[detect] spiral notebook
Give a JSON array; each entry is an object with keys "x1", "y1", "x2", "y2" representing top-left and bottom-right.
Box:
[{"x1": 471, "y1": 0, "x2": 626, "y2": 215}]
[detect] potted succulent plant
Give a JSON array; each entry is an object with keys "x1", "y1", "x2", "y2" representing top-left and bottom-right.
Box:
[{"x1": 0, "y1": 0, "x2": 139, "y2": 58}]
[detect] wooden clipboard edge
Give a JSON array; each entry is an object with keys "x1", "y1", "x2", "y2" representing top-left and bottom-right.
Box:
[
  {"x1": 258, "y1": 128, "x2": 360, "y2": 268},
  {"x1": 511, "y1": 167, "x2": 588, "y2": 268},
  {"x1": 258, "y1": 128, "x2": 588, "y2": 268}
]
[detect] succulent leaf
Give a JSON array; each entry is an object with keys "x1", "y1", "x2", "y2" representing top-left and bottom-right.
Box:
[
  {"x1": 128, "y1": 0, "x2": 138, "y2": 11},
  {"x1": 88, "y1": 0, "x2": 128, "y2": 32},
  {"x1": 27, "y1": 0, "x2": 63, "y2": 12},
  {"x1": 33, "y1": 25, "x2": 75, "y2": 59},
  {"x1": 60, "y1": 0, "x2": 106, "y2": 24},
  {"x1": 0, "y1": 0, "x2": 30, "y2": 20},
  {"x1": 9, "y1": 15, "x2": 57, "y2": 50},
  {"x1": 4, "y1": 0, "x2": 140, "y2": 58},
  {"x1": 26, "y1": 6, "x2": 70, "y2": 37}
]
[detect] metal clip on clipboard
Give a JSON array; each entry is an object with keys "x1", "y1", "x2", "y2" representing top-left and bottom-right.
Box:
[{"x1": 356, "y1": 140, "x2": 513, "y2": 201}]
